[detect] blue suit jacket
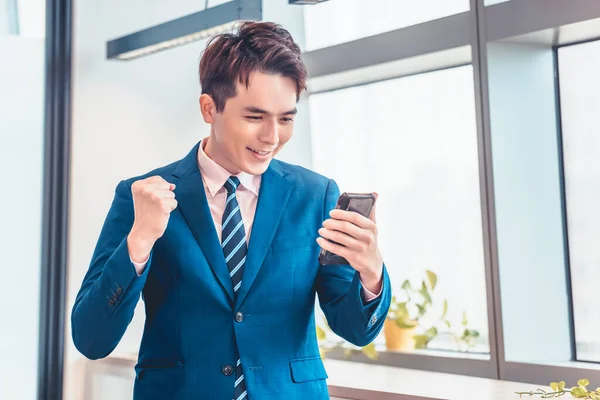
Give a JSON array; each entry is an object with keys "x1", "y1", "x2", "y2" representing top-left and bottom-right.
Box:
[{"x1": 71, "y1": 143, "x2": 391, "y2": 399}]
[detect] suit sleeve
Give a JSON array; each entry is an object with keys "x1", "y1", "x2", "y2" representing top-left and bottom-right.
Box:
[
  {"x1": 71, "y1": 180, "x2": 153, "y2": 359},
  {"x1": 315, "y1": 179, "x2": 391, "y2": 347}
]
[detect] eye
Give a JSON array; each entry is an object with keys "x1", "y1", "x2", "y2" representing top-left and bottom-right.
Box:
[
  {"x1": 246, "y1": 116, "x2": 262, "y2": 120},
  {"x1": 281, "y1": 118, "x2": 294, "y2": 123}
]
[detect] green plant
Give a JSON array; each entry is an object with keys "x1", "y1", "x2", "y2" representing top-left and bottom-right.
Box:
[
  {"x1": 388, "y1": 270, "x2": 439, "y2": 330},
  {"x1": 316, "y1": 322, "x2": 378, "y2": 361},
  {"x1": 516, "y1": 379, "x2": 600, "y2": 398},
  {"x1": 388, "y1": 270, "x2": 480, "y2": 351}
]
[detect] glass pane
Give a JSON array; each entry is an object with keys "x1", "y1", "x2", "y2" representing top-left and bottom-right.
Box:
[
  {"x1": 558, "y1": 40, "x2": 600, "y2": 363},
  {"x1": 303, "y1": 0, "x2": 469, "y2": 51},
  {"x1": 0, "y1": 0, "x2": 46, "y2": 398},
  {"x1": 17, "y1": 0, "x2": 46, "y2": 37},
  {"x1": 310, "y1": 66, "x2": 490, "y2": 355}
]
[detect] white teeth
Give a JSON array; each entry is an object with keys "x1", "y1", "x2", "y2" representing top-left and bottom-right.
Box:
[{"x1": 249, "y1": 148, "x2": 269, "y2": 155}]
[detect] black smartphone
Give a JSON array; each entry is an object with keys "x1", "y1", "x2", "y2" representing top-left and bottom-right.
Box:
[{"x1": 318, "y1": 192, "x2": 376, "y2": 265}]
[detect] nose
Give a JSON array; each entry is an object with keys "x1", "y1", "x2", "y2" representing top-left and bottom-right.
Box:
[{"x1": 260, "y1": 119, "x2": 279, "y2": 146}]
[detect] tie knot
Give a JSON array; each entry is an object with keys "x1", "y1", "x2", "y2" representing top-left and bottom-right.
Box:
[{"x1": 224, "y1": 176, "x2": 241, "y2": 194}]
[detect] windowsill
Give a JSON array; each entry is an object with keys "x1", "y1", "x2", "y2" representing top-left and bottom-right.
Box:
[
  {"x1": 324, "y1": 359, "x2": 541, "y2": 400},
  {"x1": 100, "y1": 352, "x2": 541, "y2": 399}
]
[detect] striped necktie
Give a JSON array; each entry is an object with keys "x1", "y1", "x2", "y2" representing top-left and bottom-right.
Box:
[{"x1": 221, "y1": 176, "x2": 248, "y2": 400}]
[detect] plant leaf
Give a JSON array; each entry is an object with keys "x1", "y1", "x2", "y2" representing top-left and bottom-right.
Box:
[
  {"x1": 316, "y1": 326, "x2": 327, "y2": 341},
  {"x1": 397, "y1": 302, "x2": 409, "y2": 314},
  {"x1": 571, "y1": 386, "x2": 588, "y2": 398},
  {"x1": 413, "y1": 334, "x2": 429, "y2": 349},
  {"x1": 462, "y1": 311, "x2": 468, "y2": 326},
  {"x1": 361, "y1": 343, "x2": 378, "y2": 360},
  {"x1": 425, "y1": 326, "x2": 438, "y2": 338},
  {"x1": 419, "y1": 283, "x2": 432, "y2": 305},
  {"x1": 467, "y1": 329, "x2": 480, "y2": 338},
  {"x1": 401, "y1": 279, "x2": 411, "y2": 290},
  {"x1": 395, "y1": 319, "x2": 418, "y2": 329},
  {"x1": 578, "y1": 379, "x2": 590, "y2": 387},
  {"x1": 441, "y1": 299, "x2": 448, "y2": 319},
  {"x1": 426, "y1": 270, "x2": 437, "y2": 290}
]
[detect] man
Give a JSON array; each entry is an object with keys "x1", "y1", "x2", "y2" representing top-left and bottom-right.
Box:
[{"x1": 71, "y1": 21, "x2": 391, "y2": 400}]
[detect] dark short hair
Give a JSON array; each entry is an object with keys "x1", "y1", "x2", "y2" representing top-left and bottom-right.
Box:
[{"x1": 199, "y1": 21, "x2": 308, "y2": 112}]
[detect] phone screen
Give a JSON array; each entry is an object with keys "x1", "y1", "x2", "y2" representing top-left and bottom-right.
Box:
[{"x1": 347, "y1": 197, "x2": 374, "y2": 218}]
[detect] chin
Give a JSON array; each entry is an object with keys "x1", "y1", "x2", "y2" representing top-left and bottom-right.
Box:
[
  {"x1": 245, "y1": 163, "x2": 270, "y2": 175},
  {"x1": 241, "y1": 159, "x2": 272, "y2": 175}
]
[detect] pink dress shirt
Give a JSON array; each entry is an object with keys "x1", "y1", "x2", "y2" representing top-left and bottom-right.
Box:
[{"x1": 132, "y1": 138, "x2": 380, "y2": 300}]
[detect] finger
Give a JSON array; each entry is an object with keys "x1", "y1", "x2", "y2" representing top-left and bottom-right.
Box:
[
  {"x1": 147, "y1": 175, "x2": 166, "y2": 183},
  {"x1": 316, "y1": 237, "x2": 352, "y2": 262},
  {"x1": 370, "y1": 192, "x2": 378, "y2": 223},
  {"x1": 322, "y1": 218, "x2": 367, "y2": 241},
  {"x1": 163, "y1": 198, "x2": 178, "y2": 212},
  {"x1": 318, "y1": 227, "x2": 362, "y2": 250},
  {"x1": 146, "y1": 181, "x2": 172, "y2": 191},
  {"x1": 156, "y1": 189, "x2": 176, "y2": 199},
  {"x1": 328, "y1": 209, "x2": 376, "y2": 230},
  {"x1": 169, "y1": 183, "x2": 176, "y2": 191}
]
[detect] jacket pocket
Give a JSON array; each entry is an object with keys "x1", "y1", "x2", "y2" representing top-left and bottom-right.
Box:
[
  {"x1": 134, "y1": 359, "x2": 184, "y2": 381},
  {"x1": 289, "y1": 356, "x2": 328, "y2": 383}
]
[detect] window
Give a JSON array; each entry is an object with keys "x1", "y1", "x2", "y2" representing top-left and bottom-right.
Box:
[
  {"x1": 302, "y1": 0, "x2": 469, "y2": 51},
  {"x1": 310, "y1": 66, "x2": 490, "y2": 355},
  {"x1": 0, "y1": 1, "x2": 46, "y2": 397},
  {"x1": 558, "y1": 40, "x2": 600, "y2": 363},
  {"x1": 16, "y1": 0, "x2": 46, "y2": 37}
]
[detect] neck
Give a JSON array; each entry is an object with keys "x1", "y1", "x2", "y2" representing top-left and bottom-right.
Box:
[{"x1": 204, "y1": 135, "x2": 241, "y2": 175}]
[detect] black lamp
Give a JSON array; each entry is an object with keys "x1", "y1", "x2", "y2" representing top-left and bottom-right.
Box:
[
  {"x1": 289, "y1": 0, "x2": 330, "y2": 3},
  {"x1": 106, "y1": 0, "x2": 261, "y2": 60}
]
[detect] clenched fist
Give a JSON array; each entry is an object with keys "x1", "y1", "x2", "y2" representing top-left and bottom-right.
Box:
[{"x1": 127, "y1": 176, "x2": 177, "y2": 263}]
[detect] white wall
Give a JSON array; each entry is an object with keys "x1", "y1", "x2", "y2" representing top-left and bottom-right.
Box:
[
  {"x1": 65, "y1": 1, "x2": 311, "y2": 398},
  {"x1": 0, "y1": 35, "x2": 45, "y2": 400}
]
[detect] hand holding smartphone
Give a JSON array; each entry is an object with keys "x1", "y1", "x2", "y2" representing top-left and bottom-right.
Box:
[{"x1": 318, "y1": 192, "x2": 376, "y2": 266}]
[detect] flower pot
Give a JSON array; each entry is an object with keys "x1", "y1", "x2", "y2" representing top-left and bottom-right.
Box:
[{"x1": 384, "y1": 319, "x2": 417, "y2": 352}]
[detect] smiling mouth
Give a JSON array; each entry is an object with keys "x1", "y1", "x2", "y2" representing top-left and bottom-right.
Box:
[{"x1": 247, "y1": 147, "x2": 271, "y2": 156}]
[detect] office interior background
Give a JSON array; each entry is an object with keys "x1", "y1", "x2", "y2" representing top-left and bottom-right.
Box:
[{"x1": 2, "y1": 0, "x2": 600, "y2": 398}]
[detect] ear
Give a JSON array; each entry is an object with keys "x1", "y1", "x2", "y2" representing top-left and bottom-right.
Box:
[{"x1": 199, "y1": 94, "x2": 216, "y2": 124}]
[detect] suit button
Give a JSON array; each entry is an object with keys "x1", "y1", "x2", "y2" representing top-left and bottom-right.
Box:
[
  {"x1": 235, "y1": 312, "x2": 244, "y2": 323},
  {"x1": 108, "y1": 299, "x2": 115, "y2": 306},
  {"x1": 112, "y1": 292, "x2": 120, "y2": 301},
  {"x1": 222, "y1": 365, "x2": 233, "y2": 376},
  {"x1": 116, "y1": 287, "x2": 123, "y2": 295}
]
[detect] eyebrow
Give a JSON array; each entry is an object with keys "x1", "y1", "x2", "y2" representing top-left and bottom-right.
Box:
[{"x1": 244, "y1": 106, "x2": 298, "y2": 116}]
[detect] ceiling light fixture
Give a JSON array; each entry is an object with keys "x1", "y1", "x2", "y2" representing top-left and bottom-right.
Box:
[{"x1": 106, "y1": 0, "x2": 262, "y2": 61}]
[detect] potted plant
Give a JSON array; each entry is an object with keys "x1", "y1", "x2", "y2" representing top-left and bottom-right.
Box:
[
  {"x1": 384, "y1": 270, "x2": 440, "y2": 351},
  {"x1": 385, "y1": 270, "x2": 481, "y2": 352}
]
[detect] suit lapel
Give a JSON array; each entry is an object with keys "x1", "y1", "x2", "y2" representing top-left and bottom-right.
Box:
[
  {"x1": 172, "y1": 143, "x2": 235, "y2": 303},
  {"x1": 235, "y1": 161, "x2": 294, "y2": 309}
]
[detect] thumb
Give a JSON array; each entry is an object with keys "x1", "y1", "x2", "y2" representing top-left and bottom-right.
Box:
[{"x1": 369, "y1": 192, "x2": 378, "y2": 223}]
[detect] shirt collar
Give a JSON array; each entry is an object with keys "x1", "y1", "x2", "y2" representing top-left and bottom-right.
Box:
[{"x1": 197, "y1": 137, "x2": 260, "y2": 197}]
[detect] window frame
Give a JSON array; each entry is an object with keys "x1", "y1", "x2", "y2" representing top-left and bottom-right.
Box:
[{"x1": 303, "y1": 0, "x2": 600, "y2": 384}]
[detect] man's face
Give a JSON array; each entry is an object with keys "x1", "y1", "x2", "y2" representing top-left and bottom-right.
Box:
[{"x1": 201, "y1": 71, "x2": 298, "y2": 175}]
